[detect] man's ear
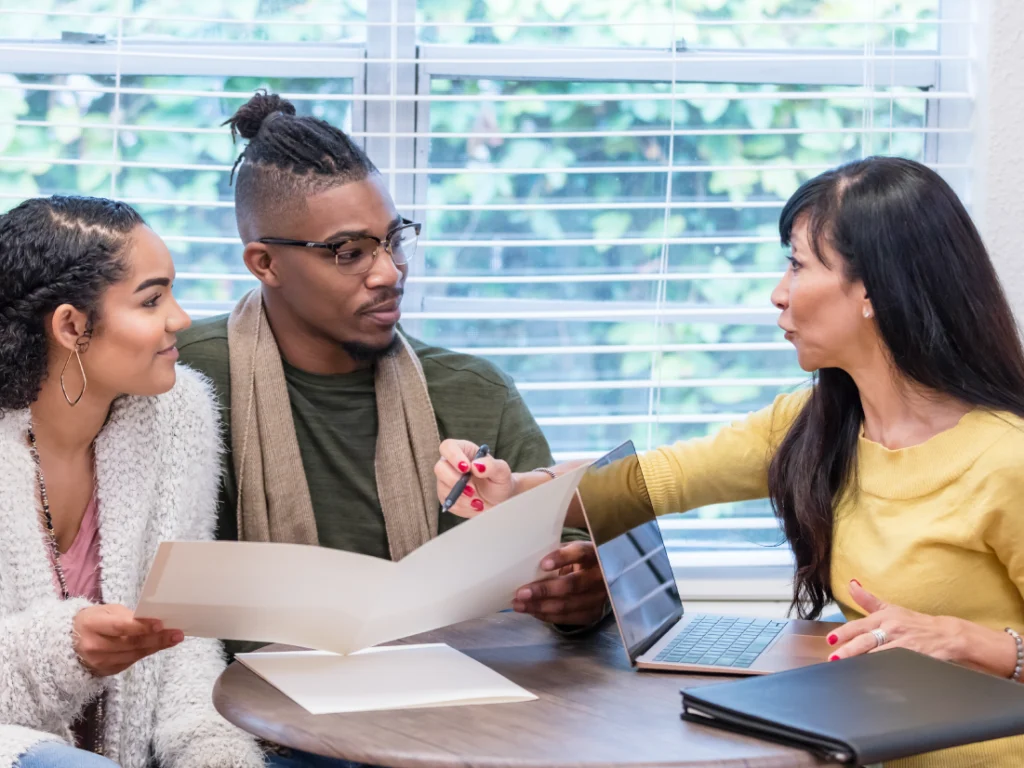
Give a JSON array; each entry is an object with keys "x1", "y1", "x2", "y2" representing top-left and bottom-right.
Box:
[
  {"x1": 243, "y1": 242, "x2": 282, "y2": 288},
  {"x1": 48, "y1": 305, "x2": 90, "y2": 352}
]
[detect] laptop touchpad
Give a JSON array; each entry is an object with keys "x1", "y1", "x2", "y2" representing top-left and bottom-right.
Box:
[{"x1": 754, "y1": 634, "x2": 831, "y2": 673}]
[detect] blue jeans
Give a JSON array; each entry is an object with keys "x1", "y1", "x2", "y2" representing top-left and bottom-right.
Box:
[
  {"x1": 265, "y1": 748, "x2": 369, "y2": 768},
  {"x1": 17, "y1": 740, "x2": 368, "y2": 768},
  {"x1": 16, "y1": 742, "x2": 118, "y2": 767}
]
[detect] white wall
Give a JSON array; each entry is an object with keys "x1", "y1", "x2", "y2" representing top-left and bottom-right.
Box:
[{"x1": 975, "y1": 0, "x2": 1024, "y2": 318}]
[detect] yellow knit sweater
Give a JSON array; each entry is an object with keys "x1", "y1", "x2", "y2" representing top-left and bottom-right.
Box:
[{"x1": 638, "y1": 391, "x2": 1024, "y2": 768}]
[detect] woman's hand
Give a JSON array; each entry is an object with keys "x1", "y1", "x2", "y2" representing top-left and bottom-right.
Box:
[
  {"x1": 435, "y1": 439, "x2": 516, "y2": 517},
  {"x1": 73, "y1": 604, "x2": 184, "y2": 677},
  {"x1": 513, "y1": 542, "x2": 609, "y2": 627},
  {"x1": 827, "y1": 580, "x2": 1017, "y2": 677}
]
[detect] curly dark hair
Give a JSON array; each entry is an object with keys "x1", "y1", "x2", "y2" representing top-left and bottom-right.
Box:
[{"x1": 0, "y1": 196, "x2": 143, "y2": 413}]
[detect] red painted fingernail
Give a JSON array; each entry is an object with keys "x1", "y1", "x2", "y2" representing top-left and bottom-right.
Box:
[
  {"x1": 462, "y1": 485, "x2": 475, "y2": 497},
  {"x1": 829, "y1": 654, "x2": 840, "y2": 662},
  {"x1": 851, "y1": 579, "x2": 862, "y2": 587},
  {"x1": 458, "y1": 461, "x2": 469, "y2": 472},
  {"x1": 827, "y1": 634, "x2": 838, "y2": 646},
  {"x1": 474, "y1": 463, "x2": 486, "y2": 473},
  {"x1": 471, "y1": 499, "x2": 484, "y2": 511}
]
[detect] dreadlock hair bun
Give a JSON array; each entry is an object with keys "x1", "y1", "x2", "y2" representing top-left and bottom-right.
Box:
[
  {"x1": 225, "y1": 90, "x2": 379, "y2": 241},
  {"x1": 225, "y1": 90, "x2": 297, "y2": 141}
]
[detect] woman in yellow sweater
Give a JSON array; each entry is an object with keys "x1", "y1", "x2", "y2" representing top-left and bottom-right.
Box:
[{"x1": 435, "y1": 156, "x2": 1024, "y2": 768}]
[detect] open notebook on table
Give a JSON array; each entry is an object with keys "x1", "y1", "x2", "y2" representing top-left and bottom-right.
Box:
[{"x1": 235, "y1": 644, "x2": 536, "y2": 714}]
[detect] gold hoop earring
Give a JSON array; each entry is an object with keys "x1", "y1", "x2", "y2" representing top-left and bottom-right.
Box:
[{"x1": 60, "y1": 344, "x2": 87, "y2": 407}]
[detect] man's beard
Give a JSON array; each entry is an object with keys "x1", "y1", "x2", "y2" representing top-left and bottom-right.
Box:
[{"x1": 340, "y1": 332, "x2": 401, "y2": 363}]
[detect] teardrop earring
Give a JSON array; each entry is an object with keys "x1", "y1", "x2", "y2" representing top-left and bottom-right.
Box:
[{"x1": 60, "y1": 341, "x2": 88, "y2": 407}]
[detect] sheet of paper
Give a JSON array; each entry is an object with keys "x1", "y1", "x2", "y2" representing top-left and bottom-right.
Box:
[
  {"x1": 236, "y1": 644, "x2": 536, "y2": 714},
  {"x1": 136, "y1": 464, "x2": 588, "y2": 655}
]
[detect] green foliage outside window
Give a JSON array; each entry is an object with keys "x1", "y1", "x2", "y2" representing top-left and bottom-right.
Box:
[{"x1": 0, "y1": 0, "x2": 941, "y2": 550}]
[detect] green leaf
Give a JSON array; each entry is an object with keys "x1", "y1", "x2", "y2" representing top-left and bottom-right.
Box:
[
  {"x1": 592, "y1": 211, "x2": 632, "y2": 253},
  {"x1": 529, "y1": 208, "x2": 564, "y2": 240},
  {"x1": 744, "y1": 94, "x2": 780, "y2": 131},
  {"x1": 708, "y1": 168, "x2": 760, "y2": 200},
  {"x1": 629, "y1": 98, "x2": 660, "y2": 124},
  {"x1": 761, "y1": 168, "x2": 801, "y2": 199}
]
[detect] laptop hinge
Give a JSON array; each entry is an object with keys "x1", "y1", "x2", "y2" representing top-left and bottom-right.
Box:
[{"x1": 630, "y1": 606, "x2": 684, "y2": 661}]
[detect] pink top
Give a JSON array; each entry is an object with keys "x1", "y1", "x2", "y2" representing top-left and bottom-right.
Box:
[{"x1": 49, "y1": 491, "x2": 103, "y2": 602}]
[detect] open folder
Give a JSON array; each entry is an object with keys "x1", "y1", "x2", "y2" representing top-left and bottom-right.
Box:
[{"x1": 136, "y1": 465, "x2": 588, "y2": 656}]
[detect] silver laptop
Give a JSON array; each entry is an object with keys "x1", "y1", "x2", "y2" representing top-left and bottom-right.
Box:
[{"x1": 579, "y1": 441, "x2": 840, "y2": 676}]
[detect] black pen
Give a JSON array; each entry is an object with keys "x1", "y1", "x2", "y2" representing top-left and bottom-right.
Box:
[{"x1": 441, "y1": 444, "x2": 490, "y2": 513}]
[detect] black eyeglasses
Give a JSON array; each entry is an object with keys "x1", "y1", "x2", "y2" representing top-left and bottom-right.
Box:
[{"x1": 257, "y1": 218, "x2": 421, "y2": 275}]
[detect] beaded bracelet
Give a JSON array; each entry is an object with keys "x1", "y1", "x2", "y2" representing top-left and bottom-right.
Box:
[
  {"x1": 534, "y1": 467, "x2": 558, "y2": 480},
  {"x1": 1004, "y1": 627, "x2": 1023, "y2": 681}
]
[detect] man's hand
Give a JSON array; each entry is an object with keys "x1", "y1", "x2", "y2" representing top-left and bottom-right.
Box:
[
  {"x1": 73, "y1": 604, "x2": 183, "y2": 677},
  {"x1": 513, "y1": 542, "x2": 608, "y2": 627}
]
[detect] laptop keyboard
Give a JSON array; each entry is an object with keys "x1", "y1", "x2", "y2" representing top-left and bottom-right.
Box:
[{"x1": 653, "y1": 615, "x2": 789, "y2": 669}]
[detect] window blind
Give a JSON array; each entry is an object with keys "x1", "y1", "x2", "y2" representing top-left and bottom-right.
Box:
[{"x1": 0, "y1": 0, "x2": 977, "y2": 586}]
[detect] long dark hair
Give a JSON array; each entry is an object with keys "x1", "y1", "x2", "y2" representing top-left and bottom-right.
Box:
[
  {"x1": 0, "y1": 196, "x2": 141, "y2": 413},
  {"x1": 768, "y1": 156, "x2": 1024, "y2": 618}
]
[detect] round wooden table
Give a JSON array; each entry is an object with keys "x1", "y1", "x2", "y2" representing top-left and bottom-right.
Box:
[{"x1": 214, "y1": 613, "x2": 836, "y2": 768}]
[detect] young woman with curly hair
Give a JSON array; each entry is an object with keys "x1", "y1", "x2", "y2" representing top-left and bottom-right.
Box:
[{"x1": 0, "y1": 196, "x2": 266, "y2": 768}]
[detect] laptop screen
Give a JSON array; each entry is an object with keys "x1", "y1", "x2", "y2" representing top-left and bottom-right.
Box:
[{"x1": 578, "y1": 441, "x2": 684, "y2": 662}]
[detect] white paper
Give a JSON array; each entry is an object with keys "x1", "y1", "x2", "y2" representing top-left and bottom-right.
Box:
[
  {"x1": 136, "y1": 464, "x2": 588, "y2": 655},
  {"x1": 236, "y1": 644, "x2": 536, "y2": 714}
]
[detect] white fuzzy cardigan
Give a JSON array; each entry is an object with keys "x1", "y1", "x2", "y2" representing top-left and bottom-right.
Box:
[{"x1": 0, "y1": 366, "x2": 266, "y2": 768}]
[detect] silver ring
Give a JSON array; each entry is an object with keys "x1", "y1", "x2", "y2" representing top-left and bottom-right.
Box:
[{"x1": 871, "y1": 628, "x2": 889, "y2": 648}]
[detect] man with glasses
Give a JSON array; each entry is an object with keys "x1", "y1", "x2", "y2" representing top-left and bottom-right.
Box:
[{"x1": 177, "y1": 92, "x2": 609, "y2": 661}]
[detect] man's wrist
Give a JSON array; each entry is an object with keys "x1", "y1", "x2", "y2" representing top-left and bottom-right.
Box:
[{"x1": 551, "y1": 601, "x2": 613, "y2": 636}]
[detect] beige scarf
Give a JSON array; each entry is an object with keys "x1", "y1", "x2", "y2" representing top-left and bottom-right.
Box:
[{"x1": 226, "y1": 290, "x2": 441, "y2": 560}]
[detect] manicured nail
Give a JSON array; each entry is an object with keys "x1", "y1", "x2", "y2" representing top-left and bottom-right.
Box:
[
  {"x1": 517, "y1": 588, "x2": 532, "y2": 600},
  {"x1": 471, "y1": 499, "x2": 484, "y2": 511},
  {"x1": 829, "y1": 654, "x2": 840, "y2": 662},
  {"x1": 457, "y1": 461, "x2": 469, "y2": 472},
  {"x1": 462, "y1": 485, "x2": 475, "y2": 497},
  {"x1": 851, "y1": 579, "x2": 862, "y2": 587},
  {"x1": 827, "y1": 634, "x2": 838, "y2": 646},
  {"x1": 474, "y1": 463, "x2": 486, "y2": 473},
  {"x1": 541, "y1": 559, "x2": 555, "y2": 570}
]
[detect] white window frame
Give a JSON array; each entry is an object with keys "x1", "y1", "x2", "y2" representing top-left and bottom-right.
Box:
[
  {"x1": 0, "y1": 0, "x2": 975, "y2": 600},
  {"x1": 0, "y1": 36, "x2": 368, "y2": 211}
]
